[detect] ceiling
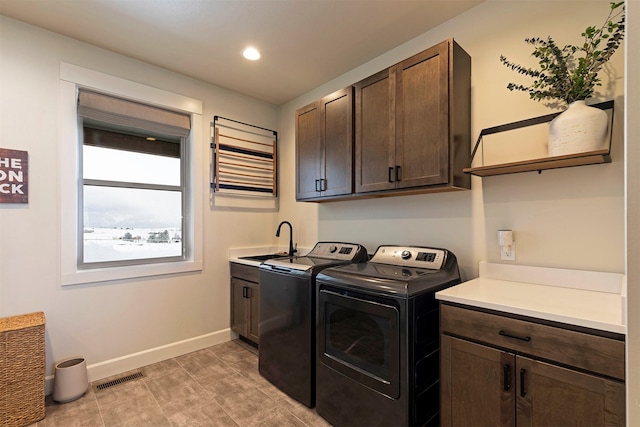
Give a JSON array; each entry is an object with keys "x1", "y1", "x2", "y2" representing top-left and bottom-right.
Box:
[{"x1": 0, "y1": 0, "x2": 483, "y2": 106}]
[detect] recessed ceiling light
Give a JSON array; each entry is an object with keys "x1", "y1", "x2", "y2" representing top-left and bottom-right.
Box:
[{"x1": 243, "y1": 47, "x2": 261, "y2": 61}]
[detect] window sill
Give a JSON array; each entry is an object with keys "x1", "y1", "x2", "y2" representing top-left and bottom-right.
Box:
[{"x1": 61, "y1": 260, "x2": 203, "y2": 286}]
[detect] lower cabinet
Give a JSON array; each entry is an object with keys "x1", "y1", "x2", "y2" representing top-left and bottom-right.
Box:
[
  {"x1": 230, "y1": 263, "x2": 260, "y2": 345},
  {"x1": 440, "y1": 303, "x2": 625, "y2": 427}
]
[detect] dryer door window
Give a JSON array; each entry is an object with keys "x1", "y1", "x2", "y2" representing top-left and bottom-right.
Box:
[{"x1": 318, "y1": 287, "x2": 400, "y2": 398}]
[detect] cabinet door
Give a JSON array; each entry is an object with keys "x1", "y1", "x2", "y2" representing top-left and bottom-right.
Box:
[
  {"x1": 516, "y1": 357, "x2": 625, "y2": 427},
  {"x1": 441, "y1": 335, "x2": 515, "y2": 427},
  {"x1": 395, "y1": 41, "x2": 449, "y2": 188},
  {"x1": 230, "y1": 278, "x2": 248, "y2": 337},
  {"x1": 296, "y1": 101, "x2": 322, "y2": 200},
  {"x1": 246, "y1": 282, "x2": 260, "y2": 343},
  {"x1": 321, "y1": 87, "x2": 354, "y2": 197},
  {"x1": 355, "y1": 67, "x2": 396, "y2": 193}
]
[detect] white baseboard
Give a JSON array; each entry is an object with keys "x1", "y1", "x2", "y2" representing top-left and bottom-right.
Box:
[{"x1": 45, "y1": 328, "x2": 235, "y2": 395}]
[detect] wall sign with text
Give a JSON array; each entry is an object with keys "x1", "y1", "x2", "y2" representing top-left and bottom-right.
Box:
[{"x1": 0, "y1": 148, "x2": 28, "y2": 204}]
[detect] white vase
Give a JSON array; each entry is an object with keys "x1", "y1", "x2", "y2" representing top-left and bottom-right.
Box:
[{"x1": 548, "y1": 100, "x2": 609, "y2": 157}]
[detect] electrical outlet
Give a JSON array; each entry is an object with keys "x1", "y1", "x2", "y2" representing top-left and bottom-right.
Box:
[{"x1": 501, "y1": 242, "x2": 516, "y2": 261}]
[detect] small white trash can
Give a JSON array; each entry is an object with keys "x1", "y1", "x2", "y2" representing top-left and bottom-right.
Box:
[{"x1": 52, "y1": 356, "x2": 88, "y2": 403}]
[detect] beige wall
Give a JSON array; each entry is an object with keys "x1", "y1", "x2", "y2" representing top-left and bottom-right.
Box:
[
  {"x1": 625, "y1": 0, "x2": 639, "y2": 424},
  {"x1": 277, "y1": 0, "x2": 634, "y2": 421},
  {"x1": 284, "y1": 1, "x2": 639, "y2": 419},
  {"x1": 1, "y1": 1, "x2": 636, "y2": 421},
  {"x1": 279, "y1": 0, "x2": 625, "y2": 279},
  {"x1": 0, "y1": 16, "x2": 280, "y2": 381}
]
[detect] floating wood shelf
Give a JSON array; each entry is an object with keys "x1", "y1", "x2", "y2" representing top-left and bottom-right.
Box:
[
  {"x1": 463, "y1": 149, "x2": 611, "y2": 177},
  {"x1": 466, "y1": 100, "x2": 614, "y2": 177}
]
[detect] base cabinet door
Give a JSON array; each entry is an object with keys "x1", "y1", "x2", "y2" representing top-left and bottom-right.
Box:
[
  {"x1": 441, "y1": 335, "x2": 515, "y2": 427},
  {"x1": 231, "y1": 278, "x2": 248, "y2": 336},
  {"x1": 442, "y1": 335, "x2": 626, "y2": 427},
  {"x1": 516, "y1": 357, "x2": 625, "y2": 427},
  {"x1": 230, "y1": 277, "x2": 259, "y2": 345},
  {"x1": 246, "y1": 283, "x2": 260, "y2": 343}
]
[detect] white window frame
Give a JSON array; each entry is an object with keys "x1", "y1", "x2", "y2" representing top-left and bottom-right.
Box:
[{"x1": 59, "y1": 63, "x2": 203, "y2": 285}]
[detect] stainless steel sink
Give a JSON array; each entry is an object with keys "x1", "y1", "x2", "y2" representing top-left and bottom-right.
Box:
[{"x1": 239, "y1": 253, "x2": 287, "y2": 262}]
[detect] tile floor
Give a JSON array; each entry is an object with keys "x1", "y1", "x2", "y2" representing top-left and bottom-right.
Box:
[{"x1": 32, "y1": 339, "x2": 331, "y2": 426}]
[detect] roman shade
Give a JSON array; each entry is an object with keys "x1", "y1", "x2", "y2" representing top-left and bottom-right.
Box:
[{"x1": 77, "y1": 89, "x2": 191, "y2": 137}]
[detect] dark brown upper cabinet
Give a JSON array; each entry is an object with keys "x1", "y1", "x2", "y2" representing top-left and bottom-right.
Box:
[
  {"x1": 355, "y1": 39, "x2": 471, "y2": 196},
  {"x1": 295, "y1": 38, "x2": 470, "y2": 202},
  {"x1": 296, "y1": 87, "x2": 354, "y2": 201}
]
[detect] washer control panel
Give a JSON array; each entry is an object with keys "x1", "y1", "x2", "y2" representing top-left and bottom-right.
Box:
[
  {"x1": 307, "y1": 242, "x2": 368, "y2": 261},
  {"x1": 370, "y1": 245, "x2": 446, "y2": 270}
]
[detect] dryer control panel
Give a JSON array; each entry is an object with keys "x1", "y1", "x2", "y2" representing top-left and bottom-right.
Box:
[{"x1": 370, "y1": 245, "x2": 447, "y2": 270}]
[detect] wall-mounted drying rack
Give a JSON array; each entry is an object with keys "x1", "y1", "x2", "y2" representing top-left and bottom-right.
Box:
[{"x1": 211, "y1": 116, "x2": 277, "y2": 197}]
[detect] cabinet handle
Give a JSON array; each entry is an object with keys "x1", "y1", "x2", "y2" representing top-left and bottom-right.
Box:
[
  {"x1": 520, "y1": 368, "x2": 527, "y2": 397},
  {"x1": 395, "y1": 165, "x2": 402, "y2": 181},
  {"x1": 388, "y1": 167, "x2": 394, "y2": 182},
  {"x1": 503, "y1": 364, "x2": 511, "y2": 391},
  {"x1": 321, "y1": 178, "x2": 327, "y2": 191},
  {"x1": 499, "y1": 330, "x2": 532, "y2": 342},
  {"x1": 315, "y1": 179, "x2": 320, "y2": 192}
]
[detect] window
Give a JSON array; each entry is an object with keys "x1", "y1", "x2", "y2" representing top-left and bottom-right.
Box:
[
  {"x1": 81, "y1": 126, "x2": 185, "y2": 266},
  {"x1": 77, "y1": 89, "x2": 191, "y2": 267},
  {"x1": 60, "y1": 63, "x2": 203, "y2": 285}
]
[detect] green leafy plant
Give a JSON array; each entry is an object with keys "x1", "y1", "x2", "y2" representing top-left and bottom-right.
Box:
[{"x1": 500, "y1": 2, "x2": 625, "y2": 105}]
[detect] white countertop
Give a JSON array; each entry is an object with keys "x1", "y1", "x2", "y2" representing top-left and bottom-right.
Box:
[{"x1": 435, "y1": 261, "x2": 626, "y2": 335}]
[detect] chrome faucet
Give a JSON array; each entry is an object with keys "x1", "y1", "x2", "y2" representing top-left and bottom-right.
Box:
[{"x1": 276, "y1": 221, "x2": 296, "y2": 257}]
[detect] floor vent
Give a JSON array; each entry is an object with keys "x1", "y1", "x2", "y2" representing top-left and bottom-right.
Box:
[{"x1": 93, "y1": 371, "x2": 144, "y2": 392}]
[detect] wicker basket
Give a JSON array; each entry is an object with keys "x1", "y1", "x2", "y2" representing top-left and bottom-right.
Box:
[{"x1": 0, "y1": 312, "x2": 46, "y2": 427}]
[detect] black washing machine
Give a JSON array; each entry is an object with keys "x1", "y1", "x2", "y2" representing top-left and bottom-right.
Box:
[
  {"x1": 259, "y1": 241, "x2": 368, "y2": 408},
  {"x1": 315, "y1": 245, "x2": 461, "y2": 426}
]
